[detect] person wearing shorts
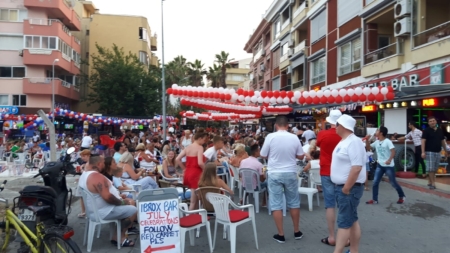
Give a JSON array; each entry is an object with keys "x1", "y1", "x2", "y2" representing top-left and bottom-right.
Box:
[
  {"x1": 317, "y1": 110, "x2": 342, "y2": 246},
  {"x1": 330, "y1": 115, "x2": 366, "y2": 253},
  {"x1": 260, "y1": 116, "x2": 305, "y2": 244},
  {"x1": 421, "y1": 116, "x2": 447, "y2": 190}
]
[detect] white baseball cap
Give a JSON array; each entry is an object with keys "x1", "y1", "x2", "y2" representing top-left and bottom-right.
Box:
[
  {"x1": 336, "y1": 114, "x2": 356, "y2": 132},
  {"x1": 326, "y1": 110, "x2": 342, "y2": 125}
]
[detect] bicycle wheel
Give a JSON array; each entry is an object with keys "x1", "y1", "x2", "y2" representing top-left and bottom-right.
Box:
[{"x1": 39, "y1": 233, "x2": 82, "y2": 253}]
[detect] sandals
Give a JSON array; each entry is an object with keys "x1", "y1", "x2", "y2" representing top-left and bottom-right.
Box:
[
  {"x1": 320, "y1": 237, "x2": 350, "y2": 247},
  {"x1": 110, "y1": 239, "x2": 134, "y2": 247},
  {"x1": 77, "y1": 213, "x2": 86, "y2": 218},
  {"x1": 364, "y1": 187, "x2": 369, "y2": 191}
]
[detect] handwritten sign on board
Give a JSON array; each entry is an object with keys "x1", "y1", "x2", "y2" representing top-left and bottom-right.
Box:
[{"x1": 139, "y1": 199, "x2": 180, "y2": 253}]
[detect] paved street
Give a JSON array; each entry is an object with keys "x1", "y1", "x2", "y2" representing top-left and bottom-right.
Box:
[{"x1": 1, "y1": 177, "x2": 450, "y2": 253}]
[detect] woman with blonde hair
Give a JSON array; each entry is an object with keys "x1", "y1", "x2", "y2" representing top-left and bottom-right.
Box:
[
  {"x1": 198, "y1": 162, "x2": 233, "y2": 194},
  {"x1": 117, "y1": 152, "x2": 158, "y2": 190},
  {"x1": 163, "y1": 150, "x2": 181, "y2": 178},
  {"x1": 230, "y1": 143, "x2": 248, "y2": 168}
]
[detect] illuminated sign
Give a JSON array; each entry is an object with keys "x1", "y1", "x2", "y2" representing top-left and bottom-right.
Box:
[
  {"x1": 422, "y1": 98, "x2": 437, "y2": 107},
  {"x1": 362, "y1": 105, "x2": 376, "y2": 112},
  {"x1": 313, "y1": 87, "x2": 320, "y2": 91}
]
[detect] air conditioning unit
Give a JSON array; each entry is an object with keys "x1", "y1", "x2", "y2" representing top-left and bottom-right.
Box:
[
  {"x1": 290, "y1": 0, "x2": 295, "y2": 5},
  {"x1": 288, "y1": 40, "x2": 294, "y2": 48},
  {"x1": 394, "y1": 0, "x2": 412, "y2": 19},
  {"x1": 261, "y1": 50, "x2": 266, "y2": 56},
  {"x1": 18, "y1": 50, "x2": 23, "y2": 56},
  {"x1": 260, "y1": 64, "x2": 265, "y2": 72},
  {"x1": 394, "y1": 17, "x2": 411, "y2": 37},
  {"x1": 288, "y1": 48, "x2": 294, "y2": 57}
]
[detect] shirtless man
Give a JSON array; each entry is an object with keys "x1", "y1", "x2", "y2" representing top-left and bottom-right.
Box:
[{"x1": 78, "y1": 155, "x2": 137, "y2": 247}]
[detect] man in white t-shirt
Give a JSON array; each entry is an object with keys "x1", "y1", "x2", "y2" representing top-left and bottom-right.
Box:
[
  {"x1": 330, "y1": 115, "x2": 366, "y2": 253},
  {"x1": 365, "y1": 126, "x2": 405, "y2": 204},
  {"x1": 302, "y1": 125, "x2": 316, "y2": 143},
  {"x1": 81, "y1": 134, "x2": 92, "y2": 151},
  {"x1": 204, "y1": 136, "x2": 224, "y2": 170},
  {"x1": 260, "y1": 116, "x2": 305, "y2": 244}
]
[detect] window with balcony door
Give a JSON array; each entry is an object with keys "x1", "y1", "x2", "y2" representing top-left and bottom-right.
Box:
[
  {"x1": 139, "y1": 51, "x2": 149, "y2": 65},
  {"x1": 12, "y1": 95, "x2": 26, "y2": 106},
  {"x1": 0, "y1": 95, "x2": 8, "y2": 106},
  {"x1": 24, "y1": 36, "x2": 57, "y2": 50},
  {"x1": 0, "y1": 66, "x2": 26, "y2": 78},
  {"x1": 281, "y1": 42, "x2": 289, "y2": 56},
  {"x1": 281, "y1": 8, "x2": 290, "y2": 26},
  {"x1": 311, "y1": 10, "x2": 326, "y2": 42},
  {"x1": 311, "y1": 57, "x2": 326, "y2": 84},
  {"x1": 72, "y1": 50, "x2": 81, "y2": 65},
  {"x1": 337, "y1": 0, "x2": 361, "y2": 26},
  {"x1": 339, "y1": 38, "x2": 361, "y2": 75},
  {"x1": 273, "y1": 18, "x2": 281, "y2": 39},
  {"x1": 412, "y1": 0, "x2": 450, "y2": 48},
  {"x1": 139, "y1": 27, "x2": 148, "y2": 41}
]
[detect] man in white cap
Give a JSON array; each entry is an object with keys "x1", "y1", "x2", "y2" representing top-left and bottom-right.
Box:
[
  {"x1": 331, "y1": 114, "x2": 366, "y2": 253},
  {"x1": 317, "y1": 110, "x2": 344, "y2": 247}
]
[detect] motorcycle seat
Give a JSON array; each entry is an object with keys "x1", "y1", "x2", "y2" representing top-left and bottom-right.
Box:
[{"x1": 20, "y1": 185, "x2": 57, "y2": 199}]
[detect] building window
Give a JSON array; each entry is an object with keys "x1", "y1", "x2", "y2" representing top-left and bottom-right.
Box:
[
  {"x1": 12, "y1": 94, "x2": 26, "y2": 106},
  {"x1": 273, "y1": 18, "x2": 281, "y2": 39},
  {"x1": 139, "y1": 51, "x2": 149, "y2": 65},
  {"x1": 0, "y1": 66, "x2": 26, "y2": 78},
  {"x1": 311, "y1": 57, "x2": 326, "y2": 84},
  {"x1": 311, "y1": 10, "x2": 326, "y2": 42},
  {"x1": 24, "y1": 36, "x2": 57, "y2": 49},
  {"x1": 339, "y1": 38, "x2": 361, "y2": 75},
  {"x1": 281, "y1": 42, "x2": 289, "y2": 55},
  {"x1": 0, "y1": 95, "x2": 8, "y2": 106},
  {"x1": 365, "y1": 0, "x2": 375, "y2": 5},
  {"x1": 72, "y1": 50, "x2": 81, "y2": 64},
  {"x1": 337, "y1": 0, "x2": 361, "y2": 26},
  {"x1": 0, "y1": 9, "x2": 19, "y2": 21},
  {"x1": 139, "y1": 27, "x2": 148, "y2": 41},
  {"x1": 0, "y1": 35, "x2": 23, "y2": 50}
]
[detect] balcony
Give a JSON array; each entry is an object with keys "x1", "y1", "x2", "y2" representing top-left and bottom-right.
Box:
[
  {"x1": 24, "y1": 0, "x2": 81, "y2": 31},
  {"x1": 362, "y1": 43, "x2": 403, "y2": 77},
  {"x1": 23, "y1": 77, "x2": 80, "y2": 101},
  {"x1": 151, "y1": 36, "x2": 157, "y2": 51},
  {"x1": 280, "y1": 53, "x2": 290, "y2": 69},
  {"x1": 23, "y1": 19, "x2": 80, "y2": 52},
  {"x1": 411, "y1": 21, "x2": 450, "y2": 64},
  {"x1": 292, "y1": 1, "x2": 308, "y2": 25},
  {"x1": 23, "y1": 49, "x2": 80, "y2": 75},
  {"x1": 253, "y1": 49, "x2": 263, "y2": 62},
  {"x1": 280, "y1": 19, "x2": 291, "y2": 37},
  {"x1": 151, "y1": 56, "x2": 159, "y2": 67},
  {"x1": 364, "y1": 43, "x2": 398, "y2": 65},
  {"x1": 294, "y1": 40, "x2": 307, "y2": 54},
  {"x1": 291, "y1": 79, "x2": 304, "y2": 90}
]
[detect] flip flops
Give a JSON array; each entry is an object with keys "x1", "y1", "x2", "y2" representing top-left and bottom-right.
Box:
[{"x1": 321, "y1": 237, "x2": 350, "y2": 247}]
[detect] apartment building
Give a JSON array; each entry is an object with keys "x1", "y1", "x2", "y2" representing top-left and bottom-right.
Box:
[
  {"x1": 0, "y1": 0, "x2": 82, "y2": 114},
  {"x1": 226, "y1": 58, "x2": 251, "y2": 90},
  {"x1": 73, "y1": 1, "x2": 158, "y2": 113}
]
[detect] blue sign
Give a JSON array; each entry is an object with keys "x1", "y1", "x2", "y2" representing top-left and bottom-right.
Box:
[{"x1": 0, "y1": 106, "x2": 19, "y2": 115}]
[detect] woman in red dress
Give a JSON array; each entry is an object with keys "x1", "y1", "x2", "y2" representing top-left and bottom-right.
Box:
[{"x1": 176, "y1": 128, "x2": 209, "y2": 210}]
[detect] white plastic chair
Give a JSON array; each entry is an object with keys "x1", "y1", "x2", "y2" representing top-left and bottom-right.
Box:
[
  {"x1": 309, "y1": 167, "x2": 322, "y2": 189},
  {"x1": 43, "y1": 151, "x2": 51, "y2": 163},
  {"x1": 240, "y1": 168, "x2": 267, "y2": 214},
  {"x1": 206, "y1": 192, "x2": 258, "y2": 253},
  {"x1": 217, "y1": 165, "x2": 229, "y2": 185},
  {"x1": 297, "y1": 177, "x2": 320, "y2": 211},
  {"x1": 80, "y1": 187, "x2": 122, "y2": 251},
  {"x1": 179, "y1": 203, "x2": 213, "y2": 253},
  {"x1": 195, "y1": 187, "x2": 230, "y2": 239},
  {"x1": 228, "y1": 164, "x2": 242, "y2": 200}
]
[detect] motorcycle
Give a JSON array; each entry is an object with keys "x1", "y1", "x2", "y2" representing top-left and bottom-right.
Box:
[{"x1": 14, "y1": 147, "x2": 77, "y2": 237}]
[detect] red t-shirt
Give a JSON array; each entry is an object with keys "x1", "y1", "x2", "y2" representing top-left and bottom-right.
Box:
[{"x1": 317, "y1": 128, "x2": 341, "y2": 176}]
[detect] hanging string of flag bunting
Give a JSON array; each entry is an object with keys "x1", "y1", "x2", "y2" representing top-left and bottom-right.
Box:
[{"x1": 181, "y1": 111, "x2": 259, "y2": 121}]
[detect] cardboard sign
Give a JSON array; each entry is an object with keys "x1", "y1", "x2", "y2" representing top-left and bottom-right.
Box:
[{"x1": 139, "y1": 199, "x2": 180, "y2": 253}]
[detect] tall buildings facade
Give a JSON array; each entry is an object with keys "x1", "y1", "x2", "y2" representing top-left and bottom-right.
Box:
[
  {"x1": 0, "y1": 0, "x2": 82, "y2": 114},
  {"x1": 226, "y1": 58, "x2": 251, "y2": 90}
]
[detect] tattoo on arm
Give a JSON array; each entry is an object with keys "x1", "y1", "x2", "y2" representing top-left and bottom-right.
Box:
[
  {"x1": 96, "y1": 182, "x2": 103, "y2": 192},
  {"x1": 106, "y1": 195, "x2": 123, "y2": 206}
]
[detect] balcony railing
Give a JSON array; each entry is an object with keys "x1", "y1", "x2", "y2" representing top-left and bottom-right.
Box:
[
  {"x1": 281, "y1": 19, "x2": 290, "y2": 30},
  {"x1": 292, "y1": 79, "x2": 304, "y2": 90},
  {"x1": 280, "y1": 53, "x2": 289, "y2": 63},
  {"x1": 28, "y1": 77, "x2": 71, "y2": 88},
  {"x1": 293, "y1": 1, "x2": 307, "y2": 19},
  {"x1": 364, "y1": 42, "x2": 398, "y2": 65},
  {"x1": 253, "y1": 49, "x2": 263, "y2": 62},
  {"x1": 294, "y1": 40, "x2": 306, "y2": 54},
  {"x1": 413, "y1": 21, "x2": 450, "y2": 48},
  {"x1": 27, "y1": 19, "x2": 72, "y2": 36}
]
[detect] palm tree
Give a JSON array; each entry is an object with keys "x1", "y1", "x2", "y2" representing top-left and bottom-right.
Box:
[
  {"x1": 215, "y1": 51, "x2": 231, "y2": 88},
  {"x1": 188, "y1": 59, "x2": 205, "y2": 87},
  {"x1": 207, "y1": 64, "x2": 221, "y2": 88}
]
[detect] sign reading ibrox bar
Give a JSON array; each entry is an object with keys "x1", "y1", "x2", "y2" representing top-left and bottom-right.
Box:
[{"x1": 363, "y1": 74, "x2": 419, "y2": 91}]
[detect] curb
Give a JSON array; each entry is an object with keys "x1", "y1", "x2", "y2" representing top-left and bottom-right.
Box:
[{"x1": 383, "y1": 177, "x2": 450, "y2": 199}]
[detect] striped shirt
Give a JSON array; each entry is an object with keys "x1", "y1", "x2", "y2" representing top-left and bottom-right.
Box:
[{"x1": 404, "y1": 128, "x2": 423, "y2": 146}]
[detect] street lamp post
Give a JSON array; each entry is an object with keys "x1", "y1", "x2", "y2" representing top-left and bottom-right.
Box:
[
  {"x1": 52, "y1": 59, "x2": 59, "y2": 123},
  {"x1": 161, "y1": 0, "x2": 167, "y2": 141}
]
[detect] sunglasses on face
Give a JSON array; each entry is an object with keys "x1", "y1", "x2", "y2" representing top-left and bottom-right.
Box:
[{"x1": 336, "y1": 122, "x2": 340, "y2": 127}]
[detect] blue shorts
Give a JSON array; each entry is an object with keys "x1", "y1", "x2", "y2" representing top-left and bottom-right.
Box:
[
  {"x1": 335, "y1": 184, "x2": 364, "y2": 229},
  {"x1": 320, "y1": 176, "x2": 336, "y2": 209},
  {"x1": 268, "y1": 172, "x2": 300, "y2": 211},
  {"x1": 366, "y1": 162, "x2": 370, "y2": 171}
]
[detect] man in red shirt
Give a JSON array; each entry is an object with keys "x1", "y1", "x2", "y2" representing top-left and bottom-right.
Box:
[{"x1": 317, "y1": 110, "x2": 345, "y2": 247}]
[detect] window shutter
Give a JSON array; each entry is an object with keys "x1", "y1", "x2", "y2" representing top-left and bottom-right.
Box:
[{"x1": 337, "y1": 0, "x2": 361, "y2": 26}]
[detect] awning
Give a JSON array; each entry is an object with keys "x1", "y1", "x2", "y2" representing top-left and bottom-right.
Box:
[{"x1": 396, "y1": 84, "x2": 450, "y2": 100}]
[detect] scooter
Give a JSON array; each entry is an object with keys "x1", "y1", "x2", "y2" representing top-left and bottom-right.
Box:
[{"x1": 14, "y1": 147, "x2": 77, "y2": 236}]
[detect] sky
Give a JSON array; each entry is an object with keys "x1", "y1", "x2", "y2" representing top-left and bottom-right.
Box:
[{"x1": 90, "y1": 0, "x2": 274, "y2": 67}]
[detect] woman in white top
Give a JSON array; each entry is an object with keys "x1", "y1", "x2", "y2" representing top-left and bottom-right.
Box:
[
  {"x1": 117, "y1": 152, "x2": 159, "y2": 190},
  {"x1": 303, "y1": 150, "x2": 320, "y2": 173},
  {"x1": 179, "y1": 130, "x2": 193, "y2": 164},
  {"x1": 136, "y1": 143, "x2": 159, "y2": 171}
]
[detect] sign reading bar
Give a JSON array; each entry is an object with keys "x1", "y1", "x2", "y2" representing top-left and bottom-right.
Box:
[
  {"x1": 139, "y1": 199, "x2": 180, "y2": 253},
  {"x1": 423, "y1": 98, "x2": 437, "y2": 107},
  {"x1": 362, "y1": 105, "x2": 376, "y2": 112}
]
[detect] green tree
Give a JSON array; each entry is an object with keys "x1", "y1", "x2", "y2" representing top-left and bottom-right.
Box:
[
  {"x1": 187, "y1": 59, "x2": 205, "y2": 87},
  {"x1": 87, "y1": 43, "x2": 161, "y2": 116},
  {"x1": 207, "y1": 63, "x2": 221, "y2": 88},
  {"x1": 215, "y1": 51, "x2": 231, "y2": 88}
]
